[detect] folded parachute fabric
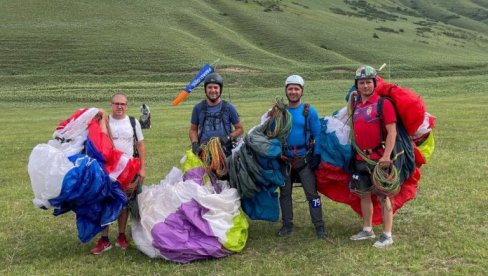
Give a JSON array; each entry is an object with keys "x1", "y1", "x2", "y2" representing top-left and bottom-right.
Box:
[
  {"x1": 241, "y1": 188, "x2": 280, "y2": 222},
  {"x1": 29, "y1": 108, "x2": 101, "y2": 210},
  {"x1": 228, "y1": 125, "x2": 287, "y2": 221},
  {"x1": 316, "y1": 162, "x2": 421, "y2": 225},
  {"x1": 29, "y1": 144, "x2": 75, "y2": 209},
  {"x1": 28, "y1": 108, "x2": 137, "y2": 243},
  {"x1": 412, "y1": 112, "x2": 436, "y2": 165},
  {"x1": 227, "y1": 100, "x2": 290, "y2": 222},
  {"x1": 85, "y1": 119, "x2": 140, "y2": 190},
  {"x1": 227, "y1": 145, "x2": 261, "y2": 198},
  {"x1": 231, "y1": 128, "x2": 285, "y2": 193},
  {"x1": 319, "y1": 109, "x2": 352, "y2": 171},
  {"x1": 28, "y1": 136, "x2": 127, "y2": 244},
  {"x1": 244, "y1": 126, "x2": 285, "y2": 186},
  {"x1": 54, "y1": 108, "x2": 98, "y2": 141},
  {"x1": 131, "y1": 150, "x2": 248, "y2": 264},
  {"x1": 375, "y1": 76, "x2": 426, "y2": 136},
  {"x1": 317, "y1": 79, "x2": 435, "y2": 225},
  {"x1": 48, "y1": 107, "x2": 141, "y2": 189},
  {"x1": 50, "y1": 154, "x2": 128, "y2": 243}
]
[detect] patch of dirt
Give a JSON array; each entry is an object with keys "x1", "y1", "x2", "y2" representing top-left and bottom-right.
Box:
[
  {"x1": 219, "y1": 67, "x2": 259, "y2": 73},
  {"x1": 330, "y1": 69, "x2": 349, "y2": 73}
]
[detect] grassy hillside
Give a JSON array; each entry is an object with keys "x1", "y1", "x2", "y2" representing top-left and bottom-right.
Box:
[{"x1": 0, "y1": 0, "x2": 486, "y2": 85}]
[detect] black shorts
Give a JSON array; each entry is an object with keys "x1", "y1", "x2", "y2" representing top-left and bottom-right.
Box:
[{"x1": 349, "y1": 160, "x2": 374, "y2": 194}]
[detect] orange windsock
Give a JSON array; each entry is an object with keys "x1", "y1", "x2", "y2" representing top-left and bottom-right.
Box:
[{"x1": 172, "y1": 90, "x2": 190, "y2": 106}]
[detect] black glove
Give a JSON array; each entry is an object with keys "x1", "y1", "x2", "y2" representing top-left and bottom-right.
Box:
[
  {"x1": 220, "y1": 135, "x2": 234, "y2": 150},
  {"x1": 192, "y1": 142, "x2": 202, "y2": 155},
  {"x1": 308, "y1": 154, "x2": 321, "y2": 170},
  {"x1": 219, "y1": 135, "x2": 230, "y2": 146}
]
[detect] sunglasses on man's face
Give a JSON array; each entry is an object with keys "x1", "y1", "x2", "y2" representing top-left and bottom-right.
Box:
[{"x1": 112, "y1": 102, "x2": 127, "y2": 106}]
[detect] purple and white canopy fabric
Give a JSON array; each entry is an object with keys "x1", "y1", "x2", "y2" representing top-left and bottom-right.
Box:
[{"x1": 131, "y1": 150, "x2": 249, "y2": 263}]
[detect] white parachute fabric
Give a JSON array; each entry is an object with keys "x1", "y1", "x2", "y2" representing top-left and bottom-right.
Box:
[
  {"x1": 319, "y1": 106, "x2": 353, "y2": 171},
  {"x1": 47, "y1": 135, "x2": 86, "y2": 158},
  {"x1": 28, "y1": 144, "x2": 74, "y2": 209},
  {"x1": 53, "y1": 108, "x2": 99, "y2": 141},
  {"x1": 411, "y1": 112, "x2": 435, "y2": 141},
  {"x1": 131, "y1": 164, "x2": 247, "y2": 263},
  {"x1": 28, "y1": 108, "x2": 100, "y2": 209},
  {"x1": 324, "y1": 107, "x2": 350, "y2": 146}
]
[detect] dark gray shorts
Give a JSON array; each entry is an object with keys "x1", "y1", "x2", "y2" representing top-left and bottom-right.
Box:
[{"x1": 349, "y1": 160, "x2": 373, "y2": 193}]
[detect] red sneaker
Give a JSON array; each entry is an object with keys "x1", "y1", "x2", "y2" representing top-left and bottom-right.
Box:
[
  {"x1": 90, "y1": 238, "x2": 112, "y2": 255},
  {"x1": 115, "y1": 234, "x2": 129, "y2": 249}
]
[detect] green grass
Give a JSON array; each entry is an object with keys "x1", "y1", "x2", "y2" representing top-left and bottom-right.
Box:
[
  {"x1": 1, "y1": 0, "x2": 487, "y2": 274},
  {"x1": 1, "y1": 75, "x2": 487, "y2": 274}
]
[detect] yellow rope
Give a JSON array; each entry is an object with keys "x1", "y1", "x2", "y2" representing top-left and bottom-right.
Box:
[
  {"x1": 262, "y1": 97, "x2": 292, "y2": 139},
  {"x1": 200, "y1": 137, "x2": 228, "y2": 178}
]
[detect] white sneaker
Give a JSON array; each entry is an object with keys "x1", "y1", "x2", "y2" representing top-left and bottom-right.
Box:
[
  {"x1": 350, "y1": 230, "x2": 375, "y2": 240},
  {"x1": 373, "y1": 233, "x2": 394, "y2": 248}
]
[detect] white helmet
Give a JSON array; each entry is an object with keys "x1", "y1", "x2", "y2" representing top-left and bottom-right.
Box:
[{"x1": 285, "y1": 75, "x2": 304, "y2": 88}]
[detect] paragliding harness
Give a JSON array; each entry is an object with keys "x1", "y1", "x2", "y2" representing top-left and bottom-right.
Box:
[
  {"x1": 198, "y1": 100, "x2": 234, "y2": 153},
  {"x1": 282, "y1": 103, "x2": 315, "y2": 175},
  {"x1": 129, "y1": 116, "x2": 140, "y2": 158},
  {"x1": 139, "y1": 103, "x2": 151, "y2": 129},
  {"x1": 127, "y1": 116, "x2": 142, "y2": 220},
  {"x1": 349, "y1": 94, "x2": 415, "y2": 197}
]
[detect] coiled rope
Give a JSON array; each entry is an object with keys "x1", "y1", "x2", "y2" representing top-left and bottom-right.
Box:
[
  {"x1": 347, "y1": 92, "x2": 401, "y2": 197},
  {"x1": 200, "y1": 137, "x2": 228, "y2": 178},
  {"x1": 262, "y1": 97, "x2": 292, "y2": 140},
  {"x1": 200, "y1": 98, "x2": 291, "y2": 179}
]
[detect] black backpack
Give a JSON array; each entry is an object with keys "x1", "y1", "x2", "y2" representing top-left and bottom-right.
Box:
[
  {"x1": 129, "y1": 116, "x2": 140, "y2": 158},
  {"x1": 377, "y1": 97, "x2": 415, "y2": 183}
]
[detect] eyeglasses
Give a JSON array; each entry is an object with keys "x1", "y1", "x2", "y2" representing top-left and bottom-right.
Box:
[{"x1": 112, "y1": 102, "x2": 127, "y2": 106}]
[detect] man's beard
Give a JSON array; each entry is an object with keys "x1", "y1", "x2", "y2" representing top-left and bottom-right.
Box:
[
  {"x1": 286, "y1": 94, "x2": 301, "y2": 104},
  {"x1": 206, "y1": 94, "x2": 220, "y2": 103}
]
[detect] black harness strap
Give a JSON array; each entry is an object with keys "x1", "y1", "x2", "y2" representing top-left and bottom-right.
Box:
[
  {"x1": 377, "y1": 97, "x2": 387, "y2": 151},
  {"x1": 198, "y1": 100, "x2": 231, "y2": 143},
  {"x1": 129, "y1": 116, "x2": 139, "y2": 157},
  {"x1": 303, "y1": 103, "x2": 310, "y2": 140}
]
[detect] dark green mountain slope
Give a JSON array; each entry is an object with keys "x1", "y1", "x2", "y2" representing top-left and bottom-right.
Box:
[{"x1": 0, "y1": 0, "x2": 486, "y2": 80}]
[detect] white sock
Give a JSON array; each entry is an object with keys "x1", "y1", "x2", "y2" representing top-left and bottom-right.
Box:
[
  {"x1": 363, "y1": 226, "x2": 372, "y2": 232},
  {"x1": 383, "y1": 232, "x2": 392, "y2": 237}
]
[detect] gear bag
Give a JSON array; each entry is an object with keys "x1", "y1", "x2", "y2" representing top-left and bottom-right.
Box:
[
  {"x1": 378, "y1": 97, "x2": 415, "y2": 183},
  {"x1": 139, "y1": 104, "x2": 151, "y2": 129}
]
